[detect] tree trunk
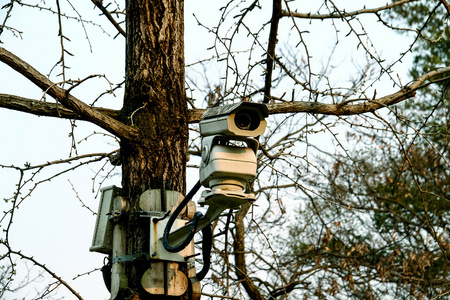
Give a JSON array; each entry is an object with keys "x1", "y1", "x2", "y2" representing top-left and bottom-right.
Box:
[{"x1": 119, "y1": 0, "x2": 188, "y2": 298}]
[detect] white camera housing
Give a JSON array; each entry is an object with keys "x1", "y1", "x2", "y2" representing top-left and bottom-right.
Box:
[{"x1": 200, "y1": 136, "x2": 258, "y2": 191}]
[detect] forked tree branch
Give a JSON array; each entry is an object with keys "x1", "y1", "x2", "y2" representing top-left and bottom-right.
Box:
[{"x1": 0, "y1": 47, "x2": 137, "y2": 140}]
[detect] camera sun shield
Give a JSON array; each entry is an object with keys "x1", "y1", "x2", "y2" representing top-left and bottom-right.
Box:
[{"x1": 199, "y1": 102, "x2": 268, "y2": 138}]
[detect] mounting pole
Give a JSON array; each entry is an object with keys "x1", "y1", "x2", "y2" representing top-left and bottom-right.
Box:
[{"x1": 111, "y1": 196, "x2": 129, "y2": 299}]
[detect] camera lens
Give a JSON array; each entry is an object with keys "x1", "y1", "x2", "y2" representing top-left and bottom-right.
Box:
[{"x1": 235, "y1": 110, "x2": 260, "y2": 130}]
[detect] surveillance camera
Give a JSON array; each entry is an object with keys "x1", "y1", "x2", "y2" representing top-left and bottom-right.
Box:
[
  {"x1": 198, "y1": 102, "x2": 268, "y2": 206},
  {"x1": 160, "y1": 103, "x2": 269, "y2": 256},
  {"x1": 199, "y1": 102, "x2": 268, "y2": 138}
]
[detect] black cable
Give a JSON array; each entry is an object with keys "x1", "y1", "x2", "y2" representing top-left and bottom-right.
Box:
[
  {"x1": 162, "y1": 180, "x2": 202, "y2": 253},
  {"x1": 196, "y1": 224, "x2": 212, "y2": 281},
  {"x1": 101, "y1": 257, "x2": 112, "y2": 292}
]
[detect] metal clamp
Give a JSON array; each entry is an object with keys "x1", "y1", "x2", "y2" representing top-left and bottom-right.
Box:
[{"x1": 112, "y1": 253, "x2": 151, "y2": 264}]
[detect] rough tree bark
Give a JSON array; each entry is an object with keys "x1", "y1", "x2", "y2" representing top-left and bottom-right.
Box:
[{"x1": 119, "y1": 0, "x2": 189, "y2": 298}]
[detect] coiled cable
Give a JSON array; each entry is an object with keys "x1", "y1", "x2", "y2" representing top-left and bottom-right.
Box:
[{"x1": 162, "y1": 180, "x2": 202, "y2": 253}]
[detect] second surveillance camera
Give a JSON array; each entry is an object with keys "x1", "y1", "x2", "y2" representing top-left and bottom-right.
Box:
[{"x1": 199, "y1": 102, "x2": 268, "y2": 138}]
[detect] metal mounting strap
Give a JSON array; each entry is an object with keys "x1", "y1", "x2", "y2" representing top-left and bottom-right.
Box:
[{"x1": 113, "y1": 253, "x2": 151, "y2": 264}]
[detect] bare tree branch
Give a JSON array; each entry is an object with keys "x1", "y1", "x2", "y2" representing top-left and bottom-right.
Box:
[
  {"x1": 3, "y1": 64, "x2": 449, "y2": 127},
  {"x1": 0, "y1": 93, "x2": 119, "y2": 120},
  {"x1": 91, "y1": 0, "x2": 126, "y2": 37},
  {"x1": 7, "y1": 248, "x2": 84, "y2": 300},
  {"x1": 0, "y1": 47, "x2": 137, "y2": 140},
  {"x1": 440, "y1": 0, "x2": 450, "y2": 15},
  {"x1": 281, "y1": 0, "x2": 421, "y2": 19},
  {"x1": 188, "y1": 66, "x2": 450, "y2": 122},
  {"x1": 263, "y1": 0, "x2": 282, "y2": 103}
]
